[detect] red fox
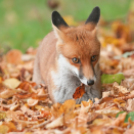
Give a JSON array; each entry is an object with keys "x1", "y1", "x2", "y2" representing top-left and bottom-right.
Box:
[{"x1": 33, "y1": 7, "x2": 102, "y2": 103}]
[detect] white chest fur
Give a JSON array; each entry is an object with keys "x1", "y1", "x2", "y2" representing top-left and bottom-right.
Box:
[{"x1": 51, "y1": 55, "x2": 81, "y2": 103}]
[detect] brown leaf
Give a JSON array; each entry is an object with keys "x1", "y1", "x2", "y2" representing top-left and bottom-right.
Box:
[
  {"x1": 0, "y1": 89, "x2": 16, "y2": 99},
  {"x1": 46, "y1": 115, "x2": 64, "y2": 129},
  {"x1": 6, "y1": 49, "x2": 22, "y2": 64},
  {"x1": 111, "y1": 112, "x2": 126, "y2": 126},
  {"x1": 16, "y1": 81, "x2": 36, "y2": 92},
  {"x1": 127, "y1": 99, "x2": 134, "y2": 111},
  {"x1": 73, "y1": 84, "x2": 85, "y2": 99}
]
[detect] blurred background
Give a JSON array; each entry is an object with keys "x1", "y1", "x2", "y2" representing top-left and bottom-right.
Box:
[{"x1": 0, "y1": 0, "x2": 133, "y2": 52}]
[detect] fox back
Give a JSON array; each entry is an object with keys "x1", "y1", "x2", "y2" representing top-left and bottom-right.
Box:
[{"x1": 33, "y1": 7, "x2": 102, "y2": 103}]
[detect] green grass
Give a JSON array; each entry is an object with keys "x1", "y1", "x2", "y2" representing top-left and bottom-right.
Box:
[{"x1": 0, "y1": 0, "x2": 131, "y2": 52}]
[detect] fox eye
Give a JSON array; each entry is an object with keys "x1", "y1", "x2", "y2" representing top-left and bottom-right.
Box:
[
  {"x1": 72, "y1": 57, "x2": 80, "y2": 63},
  {"x1": 91, "y1": 55, "x2": 97, "y2": 62}
]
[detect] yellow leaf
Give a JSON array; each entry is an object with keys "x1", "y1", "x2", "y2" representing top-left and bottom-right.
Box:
[
  {"x1": 63, "y1": 16, "x2": 78, "y2": 26},
  {"x1": 75, "y1": 104, "x2": 81, "y2": 108},
  {"x1": 35, "y1": 105, "x2": 45, "y2": 110},
  {"x1": 3, "y1": 78, "x2": 21, "y2": 89},
  {"x1": 0, "y1": 112, "x2": 6, "y2": 120},
  {"x1": 25, "y1": 132, "x2": 33, "y2": 134},
  {"x1": 0, "y1": 125, "x2": 9, "y2": 134},
  {"x1": 51, "y1": 103, "x2": 64, "y2": 118},
  {"x1": 81, "y1": 99, "x2": 93, "y2": 107},
  {"x1": 62, "y1": 99, "x2": 76, "y2": 113}
]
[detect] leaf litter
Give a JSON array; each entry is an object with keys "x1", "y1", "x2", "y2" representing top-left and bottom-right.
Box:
[{"x1": 1, "y1": 12, "x2": 134, "y2": 134}]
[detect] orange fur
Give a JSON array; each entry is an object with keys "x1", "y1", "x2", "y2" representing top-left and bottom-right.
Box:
[{"x1": 57, "y1": 26, "x2": 100, "y2": 80}]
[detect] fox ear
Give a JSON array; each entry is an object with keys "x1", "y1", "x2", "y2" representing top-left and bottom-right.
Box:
[
  {"x1": 85, "y1": 6, "x2": 100, "y2": 30},
  {"x1": 51, "y1": 11, "x2": 68, "y2": 40},
  {"x1": 52, "y1": 11, "x2": 68, "y2": 29}
]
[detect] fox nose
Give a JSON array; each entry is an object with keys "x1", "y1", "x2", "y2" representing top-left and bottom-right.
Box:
[{"x1": 87, "y1": 79, "x2": 94, "y2": 86}]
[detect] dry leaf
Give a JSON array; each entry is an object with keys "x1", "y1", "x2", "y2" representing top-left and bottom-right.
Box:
[
  {"x1": 27, "y1": 98, "x2": 38, "y2": 107},
  {"x1": 0, "y1": 125, "x2": 9, "y2": 134},
  {"x1": 0, "y1": 89, "x2": 16, "y2": 99},
  {"x1": 3, "y1": 78, "x2": 21, "y2": 89},
  {"x1": 111, "y1": 112, "x2": 127, "y2": 126},
  {"x1": 127, "y1": 99, "x2": 134, "y2": 111},
  {"x1": 6, "y1": 49, "x2": 22, "y2": 64},
  {"x1": 73, "y1": 84, "x2": 85, "y2": 99},
  {"x1": 46, "y1": 115, "x2": 64, "y2": 129}
]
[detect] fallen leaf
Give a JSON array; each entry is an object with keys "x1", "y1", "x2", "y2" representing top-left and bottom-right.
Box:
[
  {"x1": 113, "y1": 85, "x2": 129, "y2": 94},
  {"x1": 78, "y1": 103, "x2": 91, "y2": 126},
  {"x1": 0, "y1": 125, "x2": 9, "y2": 134},
  {"x1": 116, "y1": 111, "x2": 134, "y2": 123},
  {"x1": 0, "y1": 112, "x2": 6, "y2": 120},
  {"x1": 81, "y1": 99, "x2": 93, "y2": 107},
  {"x1": 125, "y1": 125, "x2": 134, "y2": 134},
  {"x1": 73, "y1": 84, "x2": 85, "y2": 99},
  {"x1": 3, "y1": 78, "x2": 21, "y2": 89},
  {"x1": 27, "y1": 98, "x2": 38, "y2": 107},
  {"x1": 127, "y1": 99, "x2": 134, "y2": 111},
  {"x1": 51, "y1": 103, "x2": 64, "y2": 118},
  {"x1": 10, "y1": 102, "x2": 20, "y2": 111},
  {"x1": 6, "y1": 49, "x2": 22, "y2": 64},
  {"x1": 101, "y1": 73, "x2": 125, "y2": 84},
  {"x1": 0, "y1": 89, "x2": 16, "y2": 99},
  {"x1": 92, "y1": 118, "x2": 111, "y2": 126},
  {"x1": 112, "y1": 112, "x2": 127, "y2": 126},
  {"x1": 125, "y1": 112, "x2": 134, "y2": 122},
  {"x1": 16, "y1": 81, "x2": 33, "y2": 92},
  {"x1": 6, "y1": 122, "x2": 17, "y2": 132},
  {"x1": 46, "y1": 115, "x2": 64, "y2": 129}
]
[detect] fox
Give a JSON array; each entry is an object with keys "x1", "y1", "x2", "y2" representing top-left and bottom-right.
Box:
[{"x1": 33, "y1": 6, "x2": 102, "y2": 104}]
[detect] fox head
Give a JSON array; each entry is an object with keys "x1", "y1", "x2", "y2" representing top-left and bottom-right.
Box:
[{"x1": 51, "y1": 7, "x2": 101, "y2": 86}]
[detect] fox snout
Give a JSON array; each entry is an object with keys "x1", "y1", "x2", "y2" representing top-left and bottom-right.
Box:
[
  {"x1": 87, "y1": 79, "x2": 94, "y2": 86},
  {"x1": 79, "y1": 76, "x2": 96, "y2": 86},
  {"x1": 78, "y1": 63, "x2": 96, "y2": 86}
]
